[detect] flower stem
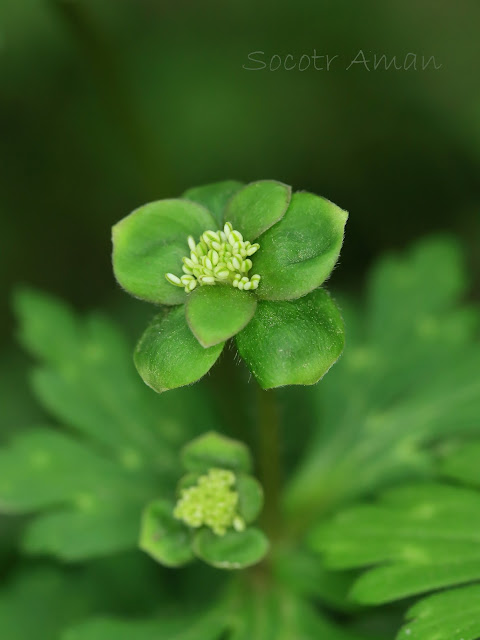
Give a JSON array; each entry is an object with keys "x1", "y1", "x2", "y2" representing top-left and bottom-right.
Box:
[{"x1": 257, "y1": 387, "x2": 282, "y2": 539}]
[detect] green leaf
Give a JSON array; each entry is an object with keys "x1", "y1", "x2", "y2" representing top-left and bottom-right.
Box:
[
  {"x1": 112, "y1": 199, "x2": 216, "y2": 305},
  {"x1": 236, "y1": 475, "x2": 263, "y2": 524},
  {"x1": 186, "y1": 286, "x2": 257, "y2": 347},
  {"x1": 0, "y1": 429, "x2": 155, "y2": 559},
  {"x1": 236, "y1": 288, "x2": 345, "y2": 389},
  {"x1": 0, "y1": 556, "x2": 162, "y2": 640},
  {"x1": 14, "y1": 290, "x2": 218, "y2": 466},
  {"x1": 181, "y1": 432, "x2": 252, "y2": 474},
  {"x1": 193, "y1": 527, "x2": 269, "y2": 569},
  {"x1": 274, "y1": 549, "x2": 359, "y2": 613},
  {"x1": 65, "y1": 608, "x2": 227, "y2": 640},
  {"x1": 397, "y1": 584, "x2": 480, "y2": 640},
  {"x1": 253, "y1": 191, "x2": 347, "y2": 301},
  {"x1": 5, "y1": 290, "x2": 220, "y2": 560},
  {"x1": 23, "y1": 503, "x2": 146, "y2": 561},
  {"x1": 0, "y1": 567, "x2": 86, "y2": 640},
  {"x1": 134, "y1": 306, "x2": 224, "y2": 392},
  {"x1": 13, "y1": 288, "x2": 78, "y2": 365},
  {"x1": 228, "y1": 587, "x2": 366, "y2": 640},
  {"x1": 367, "y1": 235, "x2": 468, "y2": 346},
  {"x1": 182, "y1": 180, "x2": 244, "y2": 227},
  {"x1": 312, "y1": 482, "x2": 480, "y2": 604},
  {"x1": 139, "y1": 499, "x2": 194, "y2": 567},
  {"x1": 442, "y1": 441, "x2": 480, "y2": 488},
  {"x1": 285, "y1": 236, "x2": 480, "y2": 518},
  {"x1": 224, "y1": 180, "x2": 291, "y2": 240}
]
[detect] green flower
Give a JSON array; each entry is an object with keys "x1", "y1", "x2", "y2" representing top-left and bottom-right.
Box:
[
  {"x1": 139, "y1": 432, "x2": 268, "y2": 570},
  {"x1": 112, "y1": 180, "x2": 347, "y2": 391},
  {"x1": 173, "y1": 468, "x2": 246, "y2": 536}
]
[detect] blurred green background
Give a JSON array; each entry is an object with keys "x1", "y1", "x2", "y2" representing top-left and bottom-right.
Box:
[{"x1": 1, "y1": 0, "x2": 479, "y2": 344}]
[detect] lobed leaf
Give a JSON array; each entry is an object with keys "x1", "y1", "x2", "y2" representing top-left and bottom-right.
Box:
[
  {"x1": 0, "y1": 556, "x2": 162, "y2": 640},
  {"x1": 442, "y1": 441, "x2": 480, "y2": 488},
  {"x1": 227, "y1": 587, "x2": 366, "y2": 640},
  {"x1": 312, "y1": 481, "x2": 480, "y2": 603},
  {"x1": 397, "y1": 584, "x2": 480, "y2": 640},
  {"x1": 14, "y1": 289, "x2": 218, "y2": 468},
  {"x1": 5, "y1": 290, "x2": 220, "y2": 560},
  {"x1": 285, "y1": 236, "x2": 480, "y2": 518},
  {"x1": 65, "y1": 610, "x2": 226, "y2": 640},
  {"x1": 0, "y1": 429, "x2": 156, "y2": 559}
]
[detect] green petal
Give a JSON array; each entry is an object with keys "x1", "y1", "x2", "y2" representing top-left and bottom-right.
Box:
[
  {"x1": 182, "y1": 180, "x2": 244, "y2": 227},
  {"x1": 177, "y1": 472, "x2": 202, "y2": 494},
  {"x1": 186, "y1": 286, "x2": 257, "y2": 347},
  {"x1": 254, "y1": 192, "x2": 348, "y2": 301},
  {"x1": 236, "y1": 475, "x2": 264, "y2": 524},
  {"x1": 235, "y1": 289, "x2": 345, "y2": 389},
  {"x1": 139, "y1": 499, "x2": 193, "y2": 567},
  {"x1": 134, "y1": 306, "x2": 224, "y2": 393},
  {"x1": 224, "y1": 180, "x2": 291, "y2": 240},
  {"x1": 181, "y1": 432, "x2": 252, "y2": 474},
  {"x1": 112, "y1": 199, "x2": 217, "y2": 305},
  {"x1": 193, "y1": 527, "x2": 269, "y2": 569}
]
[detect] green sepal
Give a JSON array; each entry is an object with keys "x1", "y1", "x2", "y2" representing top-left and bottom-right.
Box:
[
  {"x1": 112, "y1": 199, "x2": 216, "y2": 305},
  {"x1": 192, "y1": 527, "x2": 269, "y2": 569},
  {"x1": 181, "y1": 432, "x2": 252, "y2": 474},
  {"x1": 253, "y1": 192, "x2": 348, "y2": 301},
  {"x1": 224, "y1": 180, "x2": 291, "y2": 240},
  {"x1": 139, "y1": 499, "x2": 194, "y2": 567},
  {"x1": 236, "y1": 288, "x2": 345, "y2": 389},
  {"x1": 134, "y1": 306, "x2": 224, "y2": 393},
  {"x1": 236, "y1": 475, "x2": 264, "y2": 524},
  {"x1": 186, "y1": 286, "x2": 257, "y2": 347},
  {"x1": 176, "y1": 472, "x2": 202, "y2": 494},
  {"x1": 182, "y1": 180, "x2": 244, "y2": 227}
]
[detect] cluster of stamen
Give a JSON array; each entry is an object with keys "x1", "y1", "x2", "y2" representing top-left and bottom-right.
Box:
[
  {"x1": 173, "y1": 468, "x2": 245, "y2": 537},
  {"x1": 166, "y1": 222, "x2": 261, "y2": 293}
]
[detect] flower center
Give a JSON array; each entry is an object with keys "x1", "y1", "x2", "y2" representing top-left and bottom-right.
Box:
[
  {"x1": 173, "y1": 467, "x2": 245, "y2": 537},
  {"x1": 166, "y1": 222, "x2": 261, "y2": 293}
]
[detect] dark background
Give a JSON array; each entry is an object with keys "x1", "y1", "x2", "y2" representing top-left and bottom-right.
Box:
[{"x1": 1, "y1": 0, "x2": 479, "y2": 345}]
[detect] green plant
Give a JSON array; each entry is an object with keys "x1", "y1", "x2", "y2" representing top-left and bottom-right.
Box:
[
  {"x1": 1, "y1": 183, "x2": 480, "y2": 639},
  {"x1": 112, "y1": 180, "x2": 347, "y2": 391}
]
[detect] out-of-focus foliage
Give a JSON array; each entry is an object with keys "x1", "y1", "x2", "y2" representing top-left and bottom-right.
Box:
[
  {"x1": 0, "y1": 236, "x2": 479, "y2": 639},
  {"x1": 0, "y1": 553, "x2": 163, "y2": 640},
  {"x1": 140, "y1": 432, "x2": 268, "y2": 570},
  {"x1": 398, "y1": 585, "x2": 480, "y2": 640},
  {"x1": 285, "y1": 236, "x2": 480, "y2": 520},
  {"x1": 0, "y1": 289, "x2": 220, "y2": 560},
  {"x1": 315, "y1": 442, "x2": 480, "y2": 639},
  {"x1": 65, "y1": 587, "x2": 368, "y2": 640}
]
